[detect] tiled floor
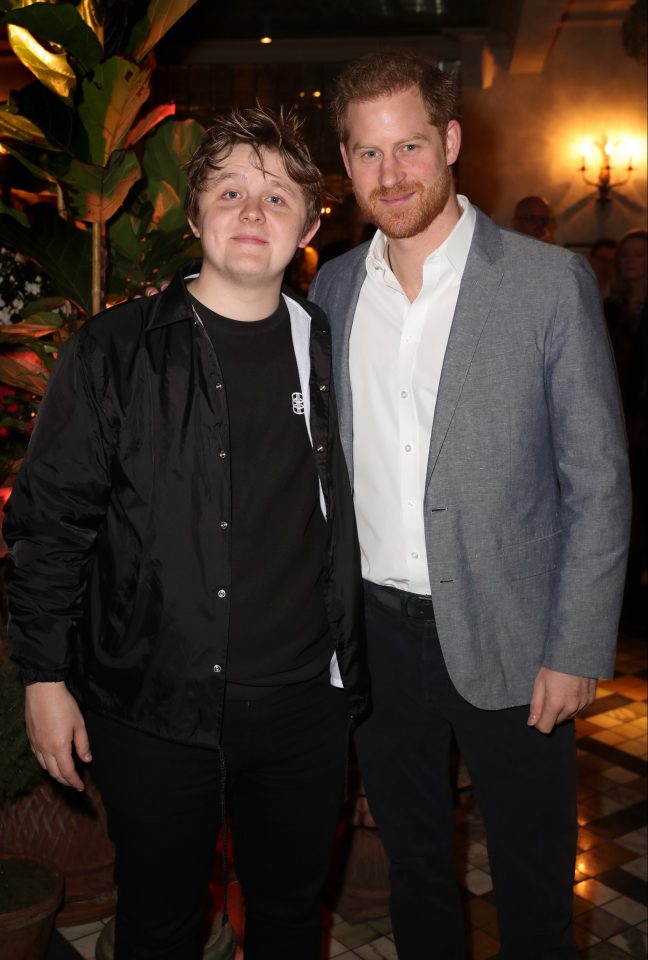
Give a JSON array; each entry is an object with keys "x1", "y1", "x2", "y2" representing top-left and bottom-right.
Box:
[{"x1": 56, "y1": 635, "x2": 647, "y2": 960}]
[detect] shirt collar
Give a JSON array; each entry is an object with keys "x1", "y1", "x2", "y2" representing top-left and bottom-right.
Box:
[{"x1": 365, "y1": 194, "x2": 476, "y2": 283}]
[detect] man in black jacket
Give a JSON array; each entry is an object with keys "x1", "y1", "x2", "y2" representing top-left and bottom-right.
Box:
[{"x1": 4, "y1": 107, "x2": 369, "y2": 960}]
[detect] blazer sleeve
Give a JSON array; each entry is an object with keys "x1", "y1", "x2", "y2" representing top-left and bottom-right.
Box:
[
  {"x1": 3, "y1": 332, "x2": 115, "y2": 682},
  {"x1": 542, "y1": 254, "x2": 631, "y2": 678}
]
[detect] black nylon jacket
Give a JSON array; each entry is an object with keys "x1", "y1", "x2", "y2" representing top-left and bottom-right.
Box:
[{"x1": 4, "y1": 264, "x2": 370, "y2": 748}]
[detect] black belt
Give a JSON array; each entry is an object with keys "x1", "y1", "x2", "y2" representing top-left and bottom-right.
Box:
[{"x1": 366, "y1": 581, "x2": 435, "y2": 621}]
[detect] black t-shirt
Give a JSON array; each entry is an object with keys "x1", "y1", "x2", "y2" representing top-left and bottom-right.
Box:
[{"x1": 189, "y1": 294, "x2": 331, "y2": 693}]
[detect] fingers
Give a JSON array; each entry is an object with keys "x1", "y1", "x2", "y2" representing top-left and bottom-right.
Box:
[
  {"x1": 528, "y1": 669, "x2": 598, "y2": 735},
  {"x1": 74, "y1": 722, "x2": 93, "y2": 765},
  {"x1": 527, "y1": 673, "x2": 545, "y2": 728},
  {"x1": 24, "y1": 682, "x2": 89, "y2": 791},
  {"x1": 31, "y1": 744, "x2": 85, "y2": 790}
]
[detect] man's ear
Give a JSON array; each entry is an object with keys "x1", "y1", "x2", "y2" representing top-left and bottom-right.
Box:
[
  {"x1": 340, "y1": 143, "x2": 352, "y2": 179},
  {"x1": 298, "y1": 217, "x2": 321, "y2": 250},
  {"x1": 445, "y1": 120, "x2": 461, "y2": 166},
  {"x1": 188, "y1": 218, "x2": 200, "y2": 239}
]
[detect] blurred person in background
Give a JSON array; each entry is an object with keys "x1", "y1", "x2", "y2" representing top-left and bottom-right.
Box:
[
  {"x1": 512, "y1": 194, "x2": 555, "y2": 243},
  {"x1": 605, "y1": 228, "x2": 648, "y2": 618},
  {"x1": 588, "y1": 237, "x2": 618, "y2": 300}
]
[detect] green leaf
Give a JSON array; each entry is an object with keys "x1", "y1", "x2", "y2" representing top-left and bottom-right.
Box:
[
  {"x1": 0, "y1": 315, "x2": 64, "y2": 339},
  {"x1": 3, "y1": 3, "x2": 103, "y2": 74},
  {"x1": 14, "y1": 82, "x2": 90, "y2": 158},
  {"x1": 1, "y1": 140, "x2": 68, "y2": 186},
  {"x1": 78, "y1": 56, "x2": 151, "y2": 166},
  {"x1": 0, "y1": 201, "x2": 92, "y2": 314},
  {"x1": 124, "y1": 101, "x2": 175, "y2": 148},
  {"x1": 21, "y1": 297, "x2": 67, "y2": 318},
  {"x1": 142, "y1": 118, "x2": 203, "y2": 196},
  {"x1": 59, "y1": 149, "x2": 141, "y2": 222},
  {"x1": 0, "y1": 354, "x2": 49, "y2": 395},
  {"x1": 139, "y1": 118, "x2": 203, "y2": 232},
  {"x1": 0, "y1": 102, "x2": 51, "y2": 149},
  {"x1": 127, "y1": 0, "x2": 198, "y2": 61},
  {"x1": 6, "y1": 22, "x2": 76, "y2": 98}
]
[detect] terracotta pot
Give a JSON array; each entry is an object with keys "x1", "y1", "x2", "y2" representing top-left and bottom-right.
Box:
[
  {"x1": 0, "y1": 775, "x2": 116, "y2": 925},
  {"x1": 0, "y1": 855, "x2": 64, "y2": 960}
]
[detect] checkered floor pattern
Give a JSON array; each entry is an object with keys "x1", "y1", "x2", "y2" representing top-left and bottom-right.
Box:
[{"x1": 53, "y1": 635, "x2": 647, "y2": 960}]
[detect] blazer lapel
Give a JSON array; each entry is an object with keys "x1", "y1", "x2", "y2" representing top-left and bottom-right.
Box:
[
  {"x1": 425, "y1": 210, "x2": 504, "y2": 487},
  {"x1": 331, "y1": 251, "x2": 368, "y2": 489}
]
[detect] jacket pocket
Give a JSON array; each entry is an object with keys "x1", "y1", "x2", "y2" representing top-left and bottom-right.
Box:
[{"x1": 505, "y1": 530, "x2": 562, "y2": 581}]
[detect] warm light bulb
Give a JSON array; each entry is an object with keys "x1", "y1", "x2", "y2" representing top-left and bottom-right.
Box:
[
  {"x1": 260, "y1": 35, "x2": 272, "y2": 44},
  {"x1": 312, "y1": 90, "x2": 321, "y2": 98}
]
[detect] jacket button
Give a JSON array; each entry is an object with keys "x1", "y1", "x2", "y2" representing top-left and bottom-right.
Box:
[
  {"x1": 219, "y1": 450, "x2": 227, "y2": 459},
  {"x1": 213, "y1": 664, "x2": 222, "y2": 673},
  {"x1": 215, "y1": 382, "x2": 223, "y2": 389},
  {"x1": 217, "y1": 589, "x2": 227, "y2": 598},
  {"x1": 319, "y1": 383, "x2": 327, "y2": 392},
  {"x1": 220, "y1": 521, "x2": 228, "y2": 530},
  {"x1": 316, "y1": 444, "x2": 325, "y2": 453}
]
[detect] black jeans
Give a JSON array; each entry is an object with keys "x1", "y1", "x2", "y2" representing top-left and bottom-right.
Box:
[
  {"x1": 355, "y1": 582, "x2": 578, "y2": 960},
  {"x1": 87, "y1": 673, "x2": 349, "y2": 960}
]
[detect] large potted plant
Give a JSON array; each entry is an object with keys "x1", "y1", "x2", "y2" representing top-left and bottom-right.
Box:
[
  {"x1": 0, "y1": 647, "x2": 118, "y2": 925},
  {"x1": 0, "y1": 3, "x2": 204, "y2": 923},
  {"x1": 0, "y1": 854, "x2": 64, "y2": 960},
  {"x1": 0, "y1": 656, "x2": 64, "y2": 957},
  {"x1": 0, "y1": 0, "x2": 203, "y2": 405}
]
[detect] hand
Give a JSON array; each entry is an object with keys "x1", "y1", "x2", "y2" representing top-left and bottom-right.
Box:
[
  {"x1": 527, "y1": 667, "x2": 596, "y2": 734},
  {"x1": 25, "y1": 682, "x2": 92, "y2": 791}
]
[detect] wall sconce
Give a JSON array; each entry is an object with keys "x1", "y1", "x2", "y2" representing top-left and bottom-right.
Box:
[{"x1": 579, "y1": 135, "x2": 634, "y2": 204}]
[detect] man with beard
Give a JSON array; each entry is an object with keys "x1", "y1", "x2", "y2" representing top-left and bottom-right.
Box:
[{"x1": 309, "y1": 51, "x2": 630, "y2": 960}]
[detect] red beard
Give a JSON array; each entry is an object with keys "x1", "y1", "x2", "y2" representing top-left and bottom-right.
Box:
[{"x1": 355, "y1": 166, "x2": 452, "y2": 240}]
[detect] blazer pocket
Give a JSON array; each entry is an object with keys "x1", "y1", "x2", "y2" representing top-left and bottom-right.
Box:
[{"x1": 505, "y1": 531, "x2": 562, "y2": 581}]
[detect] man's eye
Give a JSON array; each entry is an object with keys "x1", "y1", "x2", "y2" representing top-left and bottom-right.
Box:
[
  {"x1": 363, "y1": 150, "x2": 378, "y2": 159},
  {"x1": 402, "y1": 144, "x2": 417, "y2": 152},
  {"x1": 267, "y1": 195, "x2": 283, "y2": 204},
  {"x1": 223, "y1": 190, "x2": 240, "y2": 199}
]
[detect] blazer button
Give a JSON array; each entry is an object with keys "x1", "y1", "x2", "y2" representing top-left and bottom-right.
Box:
[
  {"x1": 220, "y1": 521, "x2": 228, "y2": 530},
  {"x1": 316, "y1": 444, "x2": 325, "y2": 453},
  {"x1": 219, "y1": 450, "x2": 227, "y2": 459},
  {"x1": 217, "y1": 589, "x2": 227, "y2": 598},
  {"x1": 319, "y1": 384, "x2": 327, "y2": 392},
  {"x1": 213, "y1": 664, "x2": 222, "y2": 673}
]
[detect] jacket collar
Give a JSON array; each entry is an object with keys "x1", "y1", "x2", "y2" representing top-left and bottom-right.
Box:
[
  {"x1": 144, "y1": 260, "x2": 202, "y2": 331},
  {"x1": 145, "y1": 262, "x2": 325, "y2": 332}
]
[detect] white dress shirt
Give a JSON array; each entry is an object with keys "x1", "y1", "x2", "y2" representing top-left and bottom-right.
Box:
[{"x1": 349, "y1": 195, "x2": 476, "y2": 594}]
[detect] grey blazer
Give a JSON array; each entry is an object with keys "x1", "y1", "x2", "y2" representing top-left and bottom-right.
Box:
[{"x1": 309, "y1": 208, "x2": 631, "y2": 709}]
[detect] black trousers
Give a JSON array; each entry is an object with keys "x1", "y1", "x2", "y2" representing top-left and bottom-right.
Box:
[
  {"x1": 87, "y1": 673, "x2": 348, "y2": 960},
  {"x1": 355, "y1": 582, "x2": 578, "y2": 960}
]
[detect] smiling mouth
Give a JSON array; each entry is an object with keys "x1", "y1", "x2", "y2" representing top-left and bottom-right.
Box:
[
  {"x1": 232, "y1": 235, "x2": 268, "y2": 244},
  {"x1": 378, "y1": 191, "x2": 416, "y2": 207}
]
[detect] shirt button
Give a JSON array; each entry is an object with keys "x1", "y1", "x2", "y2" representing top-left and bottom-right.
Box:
[
  {"x1": 407, "y1": 499, "x2": 415, "y2": 507},
  {"x1": 217, "y1": 589, "x2": 227, "y2": 598},
  {"x1": 219, "y1": 450, "x2": 227, "y2": 459},
  {"x1": 411, "y1": 551, "x2": 419, "y2": 559},
  {"x1": 213, "y1": 664, "x2": 222, "y2": 673},
  {"x1": 220, "y1": 521, "x2": 228, "y2": 530},
  {"x1": 405, "y1": 444, "x2": 412, "y2": 452},
  {"x1": 401, "y1": 391, "x2": 408, "y2": 399}
]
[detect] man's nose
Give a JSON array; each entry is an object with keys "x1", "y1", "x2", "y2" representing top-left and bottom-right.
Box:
[
  {"x1": 240, "y1": 197, "x2": 265, "y2": 222},
  {"x1": 378, "y1": 154, "x2": 405, "y2": 189}
]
